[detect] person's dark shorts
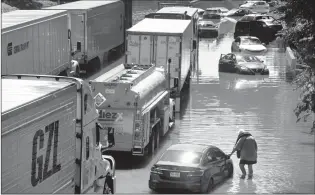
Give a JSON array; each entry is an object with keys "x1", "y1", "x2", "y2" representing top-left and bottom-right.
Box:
[{"x1": 240, "y1": 160, "x2": 257, "y2": 165}]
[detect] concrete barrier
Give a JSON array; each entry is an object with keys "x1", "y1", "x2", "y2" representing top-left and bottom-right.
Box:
[{"x1": 286, "y1": 47, "x2": 297, "y2": 71}]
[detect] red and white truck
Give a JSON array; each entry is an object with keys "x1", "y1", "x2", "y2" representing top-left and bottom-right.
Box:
[
  {"x1": 44, "y1": 0, "x2": 125, "y2": 75},
  {"x1": 1, "y1": 75, "x2": 116, "y2": 194},
  {"x1": 1, "y1": 10, "x2": 71, "y2": 76},
  {"x1": 89, "y1": 64, "x2": 175, "y2": 156},
  {"x1": 125, "y1": 18, "x2": 196, "y2": 112}
]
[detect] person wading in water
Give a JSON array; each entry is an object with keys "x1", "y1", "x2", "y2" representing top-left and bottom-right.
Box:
[{"x1": 228, "y1": 129, "x2": 258, "y2": 179}]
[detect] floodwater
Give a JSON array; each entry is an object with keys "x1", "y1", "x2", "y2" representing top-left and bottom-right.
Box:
[{"x1": 113, "y1": 1, "x2": 315, "y2": 194}]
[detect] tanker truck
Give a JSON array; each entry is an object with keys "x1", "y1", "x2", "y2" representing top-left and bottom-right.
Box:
[
  {"x1": 1, "y1": 75, "x2": 116, "y2": 194},
  {"x1": 89, "y1": 64, "x2": 175, "y2": 156}
]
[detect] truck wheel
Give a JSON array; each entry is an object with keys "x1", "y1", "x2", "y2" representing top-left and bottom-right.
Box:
[
  {"x1": 155, "y1": 127, "x2": 160, "y2": 150},
  {"x1": 103, "y1": 179, "x2": 113, "y2": 194},
  {"x1": 148, "y1": 131, "x2": 155, "y2": 155}
]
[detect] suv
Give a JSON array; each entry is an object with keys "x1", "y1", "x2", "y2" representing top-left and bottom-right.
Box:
[{"x1": 234, "y1": 14, "x2": 283, "y2": 44}]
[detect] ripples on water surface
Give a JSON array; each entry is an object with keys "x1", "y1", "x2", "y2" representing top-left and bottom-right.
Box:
[{"x1": 115, "y1": 1, "x2": 315, "y2": 193}]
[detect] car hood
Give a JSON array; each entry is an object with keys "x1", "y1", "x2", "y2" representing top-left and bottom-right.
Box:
[
  {"x1": 156, "y1": 160, "x2": 200, "y2": 168},
  {"x1": 239, "y1": 62, "x2": 266, "y2": 69},
  {"x1": 240, "y1": 44, "x2": 266, "y2": 51}
]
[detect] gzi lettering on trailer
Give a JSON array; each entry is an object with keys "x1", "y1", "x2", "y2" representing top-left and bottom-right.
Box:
[
  {"x1": 7, "y1": 41, "x2": 29, "y2": 56},
  {"x1": 31, "y1": 120, "x2": 61, "y2": 187}
]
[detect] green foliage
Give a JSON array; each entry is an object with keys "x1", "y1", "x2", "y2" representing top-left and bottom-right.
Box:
[{"x1": 277, "y1": 0, "x2": 315, "y2": 133}]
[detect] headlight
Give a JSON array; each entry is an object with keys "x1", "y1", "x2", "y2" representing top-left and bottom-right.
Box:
[
  {"x1": 150, "y1": 165, "x2": 163, "y2": 174},
  {"x1": 240, "y1": 66, "x2": 247, "y2": 70}
]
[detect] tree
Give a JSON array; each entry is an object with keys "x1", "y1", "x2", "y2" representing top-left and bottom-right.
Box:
[{"x1": 277, "y1": 0, "x2": 315, "y2": 133}]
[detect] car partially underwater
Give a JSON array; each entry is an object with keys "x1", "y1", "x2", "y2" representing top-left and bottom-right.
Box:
[{"x1": 218, "y1": 53, "x2": 269, "y2": 75}]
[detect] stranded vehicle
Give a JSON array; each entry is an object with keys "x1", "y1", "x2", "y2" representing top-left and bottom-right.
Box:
[
  {"x1": 1, "y1": 75, "x2": 116, "y2": 194},
  {"x1": 89, "y1": 64, "x2": 175, "y2": 156},
  {"x1": 44, "y1": 1, "x2": 125, "y2": 76},
  {"x1": 218, "y1": 53, "x2": 269, "y2": 75},
  {"x1": 125, "y1": 18, "x2": 197, "y2": 112},
  {"x1": 1, "y1": 10, "x2": 72, "y2": 76},
  {"x1": 149, "y1": 143, "x2": 234, "y2": 193}
]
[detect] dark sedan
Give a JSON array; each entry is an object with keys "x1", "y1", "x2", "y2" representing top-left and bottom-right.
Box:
[
  {"x1": 218, "y1": 53, "x2": 269, "y2": 75},
  {"x1": 222, "y1": 8, "x2": 254, "y2": 18},
  {"x1": 149, "y1": 143, "x2": 233, "y2": 193}
]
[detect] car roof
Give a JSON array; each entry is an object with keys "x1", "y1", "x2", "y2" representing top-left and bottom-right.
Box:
[
  {"x1": 238, "y1": 36, "x2": 259, "y2": 40},
  {"x1": 157, "y1": 6, "x2": 198, "y2": 16},
  {"x1": 206, "y1": 8, "x2": 221, "y2": 11},
  {"x1": 167, "y1": 143, "x2": 212, "y2": 153}
]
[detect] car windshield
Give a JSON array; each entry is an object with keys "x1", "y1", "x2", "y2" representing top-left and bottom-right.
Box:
[
  {"x1": 242, "y1": 38, "x2": 261, "y2": 45},
  {"x1": 160, "y1": 150, "x2": 203, "y2": 164},
  {"x1": 238, "y1": 56, "x2": 261, "y2": 62},
  {"x1": 202, "y1": 14, "x2": 219, "y2": 19}
]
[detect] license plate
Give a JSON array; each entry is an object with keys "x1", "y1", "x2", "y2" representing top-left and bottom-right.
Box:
[{"x1": 170, "y1": 172, "x2": 180, "y2": 178}]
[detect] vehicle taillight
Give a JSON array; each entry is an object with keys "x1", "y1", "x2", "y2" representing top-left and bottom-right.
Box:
[{"x1": 187, "y1": 168, "x2": 204, "y2": 177}]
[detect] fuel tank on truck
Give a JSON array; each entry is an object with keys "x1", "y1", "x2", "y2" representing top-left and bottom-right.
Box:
[{"x1": 89, "y1": 64, "x2": 167, "y2": 152}]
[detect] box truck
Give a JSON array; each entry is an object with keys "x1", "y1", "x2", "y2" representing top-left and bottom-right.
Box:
[
  {"x1": 1, "y1": 10, "x2": 71, "y2": 76},
  {"x1": 1, "y1": 75, "x2": 116, "y2": 194},
  {"x1": 126, "y1": 18, "x2": 196, "y2": 112},
  {"x1": 44, "y1": 0, "x2": 125, "y2": 75}
]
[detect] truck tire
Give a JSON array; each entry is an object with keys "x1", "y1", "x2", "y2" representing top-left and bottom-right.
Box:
[
  {"x1": 103, "y1": 179, "x2": 113, "y2": 194},
  {"x1": 148, "y1": 131, "x2": 155, "y2": 155},
  {"x1": 155, "y1": 126, "x2": 160, "y2": 150}
]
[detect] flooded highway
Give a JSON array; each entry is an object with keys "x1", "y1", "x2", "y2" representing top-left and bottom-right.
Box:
[{"x1": 112, "y1": 1, "x2": 315, "y2": 194}]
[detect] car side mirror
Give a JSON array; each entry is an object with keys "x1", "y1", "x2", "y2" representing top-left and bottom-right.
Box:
[{"x1": 262, "y1": 43, "x2": 266, "y2": 46}]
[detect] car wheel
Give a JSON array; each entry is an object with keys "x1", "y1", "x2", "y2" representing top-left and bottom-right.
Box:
[
  {"x1": 236, "y1": 69, "x2": 241, "y2": 74},
  {"x1": 228, "y1": 164, "x2": 234, "y2": 178},
  {"x1": 207, "y1": 178, "x2": 214, "y2": 193}
]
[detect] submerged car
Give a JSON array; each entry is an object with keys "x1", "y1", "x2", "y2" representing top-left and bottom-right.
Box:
[
  {"x1": 218, "y1": 53, "x2": 269, "y2": 75},
  {"x1": 213, "y1": 7, "x2": 229, "y2": 14},
  {"x1": 203, "y1": 8, "x2": 222, "y2": 24},
  {"x1": 231, "y1": 36, "x2": 267, "y2": 54},
  {"x1": 239, "y1": 14, "x2": 283, "y2": 32},
  {"x1": 149, "y1": 143, "x2": 233, "y2": 193},
  {"x1": 198, "y1": 20, "x2": 218, "y2": 38},
  {"x1": 239, "y1": 1, "x2": 270, "y2": 13},
  {"x1": 222, "y1": 8, "x2": 255, "y2": 18}
]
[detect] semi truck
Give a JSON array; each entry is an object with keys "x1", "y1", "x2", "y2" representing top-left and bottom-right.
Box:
[
  {"x1": 89, "y1": 64, "x2": 175, "y2": 156},
  {"x1": 144, "y1": 6, "x2": 200, "y2": 69},
  {"x1": 125, "y1": 18, "x2": 196, "y2": 112},
  {"x1": 1, "y1": 75, "x2": 116, "y2": 194},
  {"x1": 44, "y1": 0, "x2": 125, "y2": 75},
  {"x1": 1, "y1": 10, "x2": 71, "y2": 76}
]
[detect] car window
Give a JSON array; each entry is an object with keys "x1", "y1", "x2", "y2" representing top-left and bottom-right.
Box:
[
  {"x1": 160, "y1": 150, "x2": 203, "y2": 164},
  {"x1": 204, "y1": 149, "x2": 217, "y2": 163},
  {"x1": 212, "y1": 147, "x2": 226, "y2": 160}
]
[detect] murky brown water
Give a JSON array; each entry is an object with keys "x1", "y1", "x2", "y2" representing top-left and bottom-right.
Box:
[{"x1": 114, "y1": 1, "x2": 315, "y2": 194}]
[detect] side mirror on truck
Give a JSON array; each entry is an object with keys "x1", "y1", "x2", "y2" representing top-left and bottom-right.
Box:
[
  {"x1": 193, "y1": 40, "x2": 197, "y2": 50},
  {"x1": 107, "y1": 127, "x2": 115, "y2": 148}
]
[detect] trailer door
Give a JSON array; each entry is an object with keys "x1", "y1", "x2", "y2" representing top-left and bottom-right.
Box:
[
  {"x1": 71, "y1": 13, "x2": 85, "y2": 57},
  {"x1": 155, "y1": 36, "x2": 167, "y2": 67},
  {"x1": 139, "y1": 35, "x2": 152, "y2": 65},
  {"x1": 126, "y1": 34, "x2": 140, "y2": 64},
  {"x1": 166, "y1": 36, "x2": 181, "y2": 88}
]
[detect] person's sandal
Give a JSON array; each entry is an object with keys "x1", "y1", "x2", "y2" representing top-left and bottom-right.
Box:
[
  {"x1": 248, "y1": 175, "x2": 253, "y2": 179},
  {"x1": 240, "y1": 174, "x2": 246, "y2": 179}
]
